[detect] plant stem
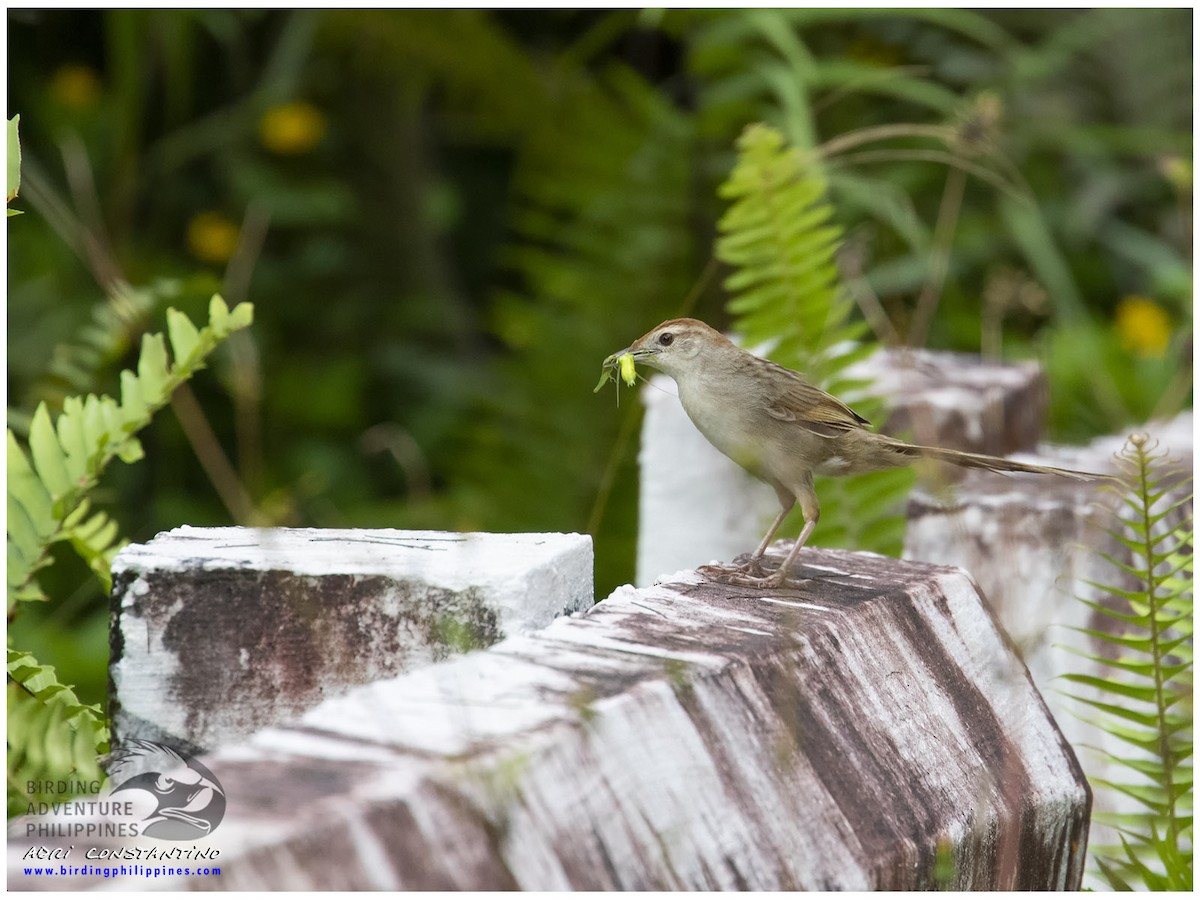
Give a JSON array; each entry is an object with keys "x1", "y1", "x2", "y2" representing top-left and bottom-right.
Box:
[
  {"x1": 170, "y1": 383, "x2": 260, "y2": 525},
  {"x1": 909, "y1": 165, "x2": 965, "y2": 348}
]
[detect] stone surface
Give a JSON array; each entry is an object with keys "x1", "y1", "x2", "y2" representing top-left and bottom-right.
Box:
[
  {"x1": 15, "y1": 547, "x2": 1089, "y2": 891},
  {"x1": 109, "y1": 527, "x2": 593, "y2": 754},
  {"x1": 637, "y1": 348, "x2": 1047, "y2": 586}
]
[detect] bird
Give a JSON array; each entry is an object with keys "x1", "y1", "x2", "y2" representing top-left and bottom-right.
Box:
[{"x1": 608, "y1": 317, "x2": 1104, "y2": 588}]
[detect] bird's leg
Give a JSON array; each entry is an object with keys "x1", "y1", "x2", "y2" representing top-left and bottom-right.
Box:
[
  {"x1": 748, "y1": 499, "x2": 793, "y2": 566},
  {"x1": 761, "y1": 479, "x2": 819, "y2": 588},
  {"x1": 737, "y1": 498, "x2": 793, "y2": 577},
  {"x1": 697, "y1": 495, "x2": 793, "y2": 581},
  {"x1": 705, "y1": 480, "x2": 817, "y2": 589}
]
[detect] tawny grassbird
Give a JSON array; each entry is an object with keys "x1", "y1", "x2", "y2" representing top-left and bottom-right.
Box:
[{"x1": 609, "y1": 318, "x2": 1101, "y2": 588}]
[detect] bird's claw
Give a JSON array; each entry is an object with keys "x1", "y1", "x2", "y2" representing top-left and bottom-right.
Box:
[{"x1": 697, "y1": 559, "x2": 810, "y2": 590}]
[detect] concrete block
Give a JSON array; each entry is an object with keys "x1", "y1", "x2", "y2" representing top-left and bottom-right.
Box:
[
  {"x1": 17, "y1": 548, "x2": 1089, "y2": 890},
  {"x1": 841, "y1": 347, "x2": 1046, "y2": 455},
  {"x1": 109, "y1": 527, "x2": 593, "y2": 754}
]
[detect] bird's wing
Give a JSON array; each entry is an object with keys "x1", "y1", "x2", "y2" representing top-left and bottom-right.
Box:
[{"x1": 760, "y1": 363, "x2": 871, "y2": 438}]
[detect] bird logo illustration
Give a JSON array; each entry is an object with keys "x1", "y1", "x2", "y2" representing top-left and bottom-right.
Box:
[{"x1": 106, "y1": 740, "x2": 226, "y2": 839}]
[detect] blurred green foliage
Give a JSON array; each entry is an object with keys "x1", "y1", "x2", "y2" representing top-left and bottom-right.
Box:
[{"x1": 6, "y1": 9, "x2": 1192, "y2": 723}]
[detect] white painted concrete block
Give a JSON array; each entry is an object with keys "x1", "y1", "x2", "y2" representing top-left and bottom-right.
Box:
[{"x1": 110, "y1": 527, "x2": 593, "y2": 753}]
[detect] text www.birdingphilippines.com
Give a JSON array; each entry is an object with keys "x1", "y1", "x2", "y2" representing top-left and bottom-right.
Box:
[{"x1": 22, "y1": 862, "x2": 222, "y2": 881}]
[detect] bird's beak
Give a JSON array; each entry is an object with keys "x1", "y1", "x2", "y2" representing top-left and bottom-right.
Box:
[
  {"x1": 605, "y1": 349, "x2": 657, "y2": 384},
  {"x1": 603, "y1": 347, "x2": 643, "y2": 368},
  {"x1": 611, "y1": 338, "x2": 659, "y2": 363}
]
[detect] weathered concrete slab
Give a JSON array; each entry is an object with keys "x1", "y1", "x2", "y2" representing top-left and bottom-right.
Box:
[
  {"x1": 841, "y1": 347, "x2": 1046, "y2": 455},
  {"x1": 637, "y1": 347, "x2": 1046, "y2": 585},
  {"x1": 110, "y1": 527, "x2": 593, "y2": 754},
  {"x1": 18, "y1": 547, "x2": 1089, "y2": 890}
]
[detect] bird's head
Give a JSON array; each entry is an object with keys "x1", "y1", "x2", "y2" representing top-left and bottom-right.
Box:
[{"x1": 617, "y1": 318, "x2": 732, "y2": 380}]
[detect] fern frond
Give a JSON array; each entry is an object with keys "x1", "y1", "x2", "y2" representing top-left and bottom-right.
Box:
[
  {"x1": 1064, "y1": 433, "x2": 1193, "y2": 889},
  {"x1": 6, "y1": 295, "x2": 253, "y2": 608},
  {"x1": 6, "y1": 295, "x2": 252, "y2": 819},
  {"x1": 686, "y1": 8, "x2": 1011, "y2": 146},
  {"x1": 716, "y1": 122, "x2": 912, "y2": 556},
  {"x1": 6, "y1": 682, "x2": 107, "y2": 818}
]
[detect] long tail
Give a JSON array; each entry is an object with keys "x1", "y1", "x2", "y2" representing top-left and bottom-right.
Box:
[{"x1": 881, "y1": 435, "x2": 1106, "y2": 481}]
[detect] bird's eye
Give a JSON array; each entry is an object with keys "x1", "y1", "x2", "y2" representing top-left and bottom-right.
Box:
[{"x1": 658, "y1": 332, "x2": 674, "y2": 347}]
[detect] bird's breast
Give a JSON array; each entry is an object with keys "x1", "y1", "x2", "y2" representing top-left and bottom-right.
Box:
[{"x1": 676, "y1": 374, "x2": 780, "y2": 479}]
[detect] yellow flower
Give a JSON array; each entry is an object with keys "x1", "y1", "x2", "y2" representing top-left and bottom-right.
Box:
[
  {"x1": 259, "y1": 102, "x2": 326, "y2": 155},
  {"x1": 51, "y1": 65, "x2": 101, "y2": 109},
  {"x1": 187, "y1": 212, "x2": 240, "y2": 265},
  {"x1": 1114, "y1": 295, "x2": 1172, "y2": 358}
]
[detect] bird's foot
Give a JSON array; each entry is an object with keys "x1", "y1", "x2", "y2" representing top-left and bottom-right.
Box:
[
  {"x1": 697, "y1": 556, "x2": 764, "y2": 582},
  {"x1": 697, "y1": 557, "x2": 809, "y2": 590}
]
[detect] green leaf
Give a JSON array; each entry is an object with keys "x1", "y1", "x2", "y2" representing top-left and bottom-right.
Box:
[
  {"x1": 137, "y1": 332, "x2": 170, "y2": 389},
  {"x1": 7, "y1": 431, "x2": 54, "y2": 542},
  {"x1": 61, "y1": 502, "x2": 122, "y2": 592},
  {"x1": 114, "y1": 436, "x2": 145, "y2": 465},
  {"x1": 1084, "y1": 746, "x2": 1191, "y2": 785},
  {"x1": 228, "y1": 299, "x2": 254, "y2": 330},
  {"x1": 27, "y1": 403, "x2": 71, "y2": 500},
  {"x1": 82, "y1": 394, "x2": 109, "y2": 455},
  {"x1": 55, "y1": 396, "x2": 91, "y2": 487},
  {"x1": 1095, "y1": 857, "x2": 1135, "y2": 891},
  {"x1": 208, "y1": 293, "x2": 231, "y2": 330},
  {"x1": 1068, "y1": 626, "x2": 1182, "y2": 657},
  {"x1": 1064, "y1": 694, "x2": 1164, "y2": 728},
  {"x1": 6, "y1": 648, "x2": 106, "y2": 739},
  {"x1": 167, "y1": 307, "x2": 202, "y2": 367},
  {"x1": 1058, "y1": 647, "x2": 1190, "y2": 683},
  {"x1": 8, "y1": 685, "x2": 109, "y2": 818},
  {"x1": 1058, "y1": 672, "x2": 1162, "y2": 705},
  {"x1": 119, "y1": 369, "x2": 148, "y2": 423}
]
